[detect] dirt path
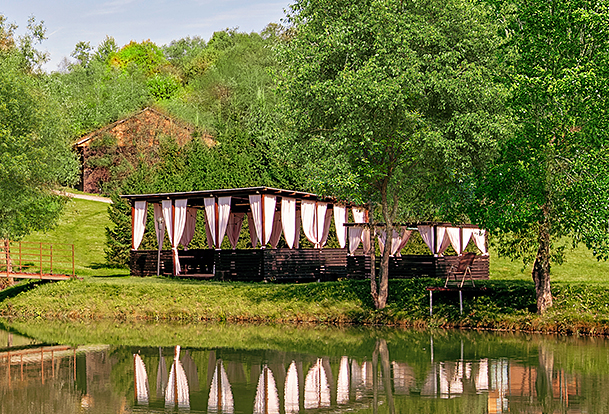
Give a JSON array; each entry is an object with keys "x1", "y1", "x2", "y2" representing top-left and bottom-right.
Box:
[{"x1": 57, "y1": 191, "x2": 113, "y2": 204}]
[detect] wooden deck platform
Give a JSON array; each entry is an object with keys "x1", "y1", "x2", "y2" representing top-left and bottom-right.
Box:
[{"x1": 130, "y1": 249, "x2": 490, "y2": 282}]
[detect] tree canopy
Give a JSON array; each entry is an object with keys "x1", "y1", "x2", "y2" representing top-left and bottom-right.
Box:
[
  {"x1": 277, "y1": 0, "x2": 510, "y2": 308},
  {"x1": 0, "y1": 17, "x2": 79, "y2": 239},
  {"x1": 472, "y1": 0, "x2": 609, "y2": 313}
]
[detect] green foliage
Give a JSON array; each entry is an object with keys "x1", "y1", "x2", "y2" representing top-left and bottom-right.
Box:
[
  {"x1": 277, "y1": 0, "x2": 509, "y2": 220},
  {"x1": 109, "y1": 40, "x2": 168, "y2": 74},
  {"x1": 146, "y1": 73, "x2": 180, "y2": 100},
  {"x1": 472, "y1": 1, "x2": 609, "y2": 270},
  {"x1": 0, "y1": 19, "x2": 79, "y2": 239}
]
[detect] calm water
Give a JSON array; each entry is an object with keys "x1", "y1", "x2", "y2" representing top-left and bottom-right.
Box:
[{"x1": 1, "y1": 321, "x2": 609, "y2": 413}]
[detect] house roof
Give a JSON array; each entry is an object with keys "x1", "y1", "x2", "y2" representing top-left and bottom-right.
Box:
[{"x1": 74, "y1": 107, "x2": 200, "y2": 148}]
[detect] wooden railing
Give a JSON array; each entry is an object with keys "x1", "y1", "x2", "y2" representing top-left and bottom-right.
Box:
[{"x1": 0, "y1": 240, "x2": 75, "y2": 279}]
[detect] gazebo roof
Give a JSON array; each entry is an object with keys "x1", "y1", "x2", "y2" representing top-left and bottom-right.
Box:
[{"x1": 121, "y1": 186, "x2": 364, "y2": 209}]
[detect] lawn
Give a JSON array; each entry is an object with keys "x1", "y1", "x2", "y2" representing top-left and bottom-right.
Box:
[{"x1": 21, "y1": 193, "x2": 129, "y2": 277}]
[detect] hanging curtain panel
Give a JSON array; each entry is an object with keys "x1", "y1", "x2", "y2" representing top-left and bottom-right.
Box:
[
  {"x1": 249, "y1": 195, "x2": 263, "y2": 247},
  {"x1": 436, "y1": 226, "x2": 451, "y2": 256},
  {"x1": 204, "y1": 198, "x2": 216, "y2": 247},
  {"x1": 333, "y1": 205, "x2": 347, "y2": 249},
  {"x1": 320, "y1": 206, "x2": 332, "y2": 247},
  {"x1": 263, "y1": 195, "x2": 277, "y2": 246},
  {"x1": 227, "y1": 212, "x2": 245, "y2": 249},
  {"x1": 162, "y1": 200, "x2": 174, "y2": 247},
  {"x1": 377, "y1": 230, "x2": 388, "y2": 255},
  {"x1": 418, "y1": 225, "x2": 434, "y2": 254},
  {"x1": 172, "y1": 199, "x2": 188, "y2": 274},
  {"x1": 179, "y1": 207, "x2": 197, "y2": 248},
  {"x1": 301, "y1": 200, "x2": 318, "y2": 246},
  {"x1": 473, "y1": 229, "x2": 488, "y2": 255},
  {"x1": 133, "y1": 201, "x2": 148, "y2": 250},
  {"x1": 247, "y1": 212, "x2": 258, "y2": 248},
  {"x1": 216, "y1": 196, "x2": 232, "y2": 249},
  {"x1": 446, "y1": 227, "x2": 463, "y2": 255},
  {"x1": 362, "y1": 228, "x2": 371, "y2": 254},
  {"x1": 316, "y1": 203, "x2": 328, "y2": 248},
  {"x1": 204, "y1": 220, "x2": 214, "y2": 249},
  {"x1": 393, "y1": 228, "x2": 413, "y2": 257},
  {"x1": 349, "y1": 207, "x2": 366, "y2": 255},
  {"x1": 269, "y1": 211, "x2": 282, "y2": 249},
  {"x1": 153, "y1": 203, "x2": 165, "y2": 250},
  {"x1": 462, "y1": 228, "x2": 476, "y2": 253},
  {"x1": 281, "y1": 197, "x2": 297, "y2": 249}
]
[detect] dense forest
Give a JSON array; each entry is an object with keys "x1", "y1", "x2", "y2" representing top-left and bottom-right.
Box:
[{"x1": 1, "y1": 0, "x2": 609, "y2": 312}]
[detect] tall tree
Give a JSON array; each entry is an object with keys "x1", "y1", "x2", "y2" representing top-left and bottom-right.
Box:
[
  {"x1": 277, "y1": 0, "x2": 509, "y2": 309},
  {"x1": 473, "y1": 0, "x2": 609, "y2": 314},
  {"x1": 0, "y1": 16, "x2": 79, "y2": 240}
]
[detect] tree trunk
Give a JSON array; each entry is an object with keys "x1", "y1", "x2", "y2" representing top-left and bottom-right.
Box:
[
  {"x1": 371, "y1": 184, "x2": 394, "y2": 310},
  {"x1": 532, "y1": 205, "x2": 553, "y2": 314}
]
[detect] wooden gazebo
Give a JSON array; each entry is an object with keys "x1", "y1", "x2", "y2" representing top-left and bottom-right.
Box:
[{"x1": 121, "y1": 187, "x2": 489, "y2": 282}]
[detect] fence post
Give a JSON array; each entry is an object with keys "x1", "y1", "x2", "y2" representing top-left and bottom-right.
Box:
[
  {"x1": 50, "y1": 244, "x2": 53, "y2": 275},
  {"x1": 19, "y1": 242, "x2": 22, "y2": 273},
  {"x1": 39, "y1": 243, "x2": 42, "y2": 278}
]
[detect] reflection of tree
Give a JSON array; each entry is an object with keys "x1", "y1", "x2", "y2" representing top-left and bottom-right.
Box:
[
  {"x1": 536, "y1": 341, "x2": 555, "y2": 414},
  {"x1": 373, "y1": 339, "x2": 395, "y2": 414}
]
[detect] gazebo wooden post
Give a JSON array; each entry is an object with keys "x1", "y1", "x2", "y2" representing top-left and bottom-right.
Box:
[
  {"x1": 131, "y1": 203, "x2": 136, "y2": 250},
  {"x1": 459, "y1": 227, "x2": 464, "y2": 256},
  {"x1": 261, "y1": 194, "x2": 266, "y2": 249},
  {"x1": 214, "y1": 197, "x2": 220, "y2": 249},
  {"x1": 171, "y1": 201, "x2": 176, "y2": 277}
]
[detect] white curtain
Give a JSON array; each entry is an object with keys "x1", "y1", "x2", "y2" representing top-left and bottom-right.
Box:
[
  {"x1": 269, "y1": 211, "x2": 282, "y2": 249},
  {"x1": 320, "y1": 206, "x2": 332, "y2": 247},
  {"x1": 301, "y1": 200, "x2": 318, "y2": 246},
  {"x1": 419, "y1": 225, "x2": 450, "y2": 256},
  {"x1": 446, "y1": 227, "x2": 463, "y2": 255},
  {"x1": 473, "y1": 229, "x2": 488, "y2": 255},
  {"x1": 418, "y1": 225, "x2": 434, "y2": 254},
  {"x1": 378, "y1": 228, "x2": 412, "y2": 256},
  {"x1": 133, "y1": 201, "x2": 147, "y2": 250},
  {"x1": 462, "y1": 228, "x2": 476, "y2": 253},
  {"x1": 281, "y1": 198, "x2": 297, "y2": 249},
  {"x1": 204, "y1": 198, "x2": 216, "y2": 247},
  {"x1": 394, "y1": 228, "x2": 412, "y2": 257},
  {"x1": 172, "y1": 199, "x2": 188, "y2": 274},
  {"x1": 179, "y1": 207, "x2": 197, "y2": 248},
  {"x1": 216, "y1": 196, "x2": 231, "y2": 249},
  {"x1": 436, "y1": 226, "x2": 451, "y2": 256},
  {"x1": 227, "y1": 212, "x2": 244, "y2": 249},
  {"x1": 249, "y1": 194, "x2": 276, "y2": 247},
  {"x1": 263, "y1": 195, "x2": 277, "y2": 246},
  {"x1": 162, "y1": 200, "x2": 173, "y2": 249},
  {"x1": 153, "y1": 203, "x2": 164, "y2": 249},
  {"x1": 204, "y1": 219, "x2": 214, "y2": 249},
  {"x1": 333, "y1": 205, "x2": 347, "y2": 248},
  {"x1": 349, "y1": 207, "x2": 366, "y2": 255},
  {"x1": 247, "y1": 212, "x2": 258, "y2": 248}
]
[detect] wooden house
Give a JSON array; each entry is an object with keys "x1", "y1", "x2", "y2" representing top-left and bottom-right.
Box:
[{"x1": 74, "y1": 107, "x2": 213, "y2": 194}]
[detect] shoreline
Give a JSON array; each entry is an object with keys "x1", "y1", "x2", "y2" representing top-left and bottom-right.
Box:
[{"x1": 1, "y1": 277, "x2": 609, "y2": 337}]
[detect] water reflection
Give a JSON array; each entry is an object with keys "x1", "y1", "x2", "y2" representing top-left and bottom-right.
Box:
[{"x1": 0, "y1": 323, "x2": 608, "y2": 413}]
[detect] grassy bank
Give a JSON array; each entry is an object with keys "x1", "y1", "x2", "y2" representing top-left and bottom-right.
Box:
[
  {"x1": 2, "y1": 277, "x2": 609, "y2": 335},
  {"x1": 3, "y1": 190, "x2": 609, "y2": 336}
]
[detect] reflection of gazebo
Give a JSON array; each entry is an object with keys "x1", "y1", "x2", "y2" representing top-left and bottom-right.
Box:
[{"x1": 121, "y1": 187, "x2": 489, "y2": 281}]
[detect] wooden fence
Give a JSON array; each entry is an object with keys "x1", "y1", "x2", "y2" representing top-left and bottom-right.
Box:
[
  {"x1": 0, "y1": 241, "x2": 75, "y2": 280},
  {"x1": 130, "y1": 249, "x2": 489, "y2": 282}
]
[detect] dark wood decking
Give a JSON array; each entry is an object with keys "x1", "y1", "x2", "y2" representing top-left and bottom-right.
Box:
[{"x1": 130, "y1": 249, "x2": 489, "y2": 282}]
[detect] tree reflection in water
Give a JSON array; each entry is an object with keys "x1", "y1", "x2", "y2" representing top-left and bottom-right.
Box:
[{"x1": 0, "y1": 326, "x2": 608, "y2": 413}]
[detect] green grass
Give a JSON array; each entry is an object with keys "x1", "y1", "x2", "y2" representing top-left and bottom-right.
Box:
[
  {"x1": 490, "y1": 241, "x2": 609, "y2": 284},
  {"x1": 21, "y1": 195, "x2": 128, "y2": 277}
]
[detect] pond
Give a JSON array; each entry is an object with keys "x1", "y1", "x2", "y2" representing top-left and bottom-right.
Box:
[{"x1": 0, "y1": 320, "x2": 608, "y2": 413}]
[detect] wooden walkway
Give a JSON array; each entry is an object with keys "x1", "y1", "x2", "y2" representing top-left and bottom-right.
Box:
[{"x1": 0, "y1": 241, "x2": 76, "y2": 282}]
